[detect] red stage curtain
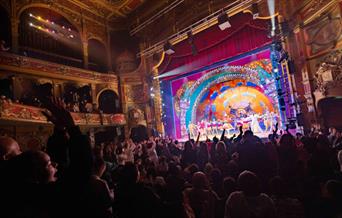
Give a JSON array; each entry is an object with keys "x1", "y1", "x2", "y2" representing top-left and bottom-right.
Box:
[{"x1": 158, "y1": 13, "x2": 271, "y2": 77}]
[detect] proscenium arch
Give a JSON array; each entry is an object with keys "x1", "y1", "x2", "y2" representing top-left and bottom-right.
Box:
[{"x1": 17, "y1": 4, "x2": 84, "y2": 43}]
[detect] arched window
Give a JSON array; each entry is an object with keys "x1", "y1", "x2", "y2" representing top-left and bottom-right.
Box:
[{"x1": 98, "y1": 89, "x2": 120, "y2": 114}]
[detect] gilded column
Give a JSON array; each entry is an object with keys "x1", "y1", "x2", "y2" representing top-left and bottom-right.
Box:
[
  {"x1": 82, "y1": 40, "x2": 89, "y2": 69},
  {"x1": 10, "y1": 17, "x2": 19, "y2": 53},
  {"x1": 105, "y1": 20, "x2": 112, "y2": 72},
  {"x1": 91, "y1": 83, "x2": 97, "y2": 105}
]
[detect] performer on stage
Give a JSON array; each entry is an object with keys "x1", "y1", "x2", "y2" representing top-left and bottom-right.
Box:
[{"x1": 250, "y1": 113, "x2": 263, "y2": 133}]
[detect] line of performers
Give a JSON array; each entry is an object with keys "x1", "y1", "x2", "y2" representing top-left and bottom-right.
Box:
[{"x1": 188, "y1": 111, "x2": 279, "y2": 138}]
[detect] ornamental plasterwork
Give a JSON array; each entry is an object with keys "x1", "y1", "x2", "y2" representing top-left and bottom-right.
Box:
[
  {"x1": 0, "y1": 99, "x2": 126, "y2": 125},
  {"x1": 314, "y1": 50, "x2": 342, "y2": 96}
]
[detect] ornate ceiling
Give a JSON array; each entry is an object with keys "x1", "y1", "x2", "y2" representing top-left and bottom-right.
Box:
[{"x1": 68, "y1": 0, "x2": 146, "y2": 20}]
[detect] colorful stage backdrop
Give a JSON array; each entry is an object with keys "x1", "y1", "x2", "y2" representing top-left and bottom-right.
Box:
[{"x1": 161, "y1": 49, "x2": 285, "y2": 140}]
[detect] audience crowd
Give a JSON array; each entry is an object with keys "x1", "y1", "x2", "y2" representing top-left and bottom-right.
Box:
[{"x1": 0, "y1": 98, "x2": 342, "y2": 218}]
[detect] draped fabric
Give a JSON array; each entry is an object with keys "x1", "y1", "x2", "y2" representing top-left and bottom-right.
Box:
[{"x1": 158, "y1": 13, "x2": 271, "y2": 78}]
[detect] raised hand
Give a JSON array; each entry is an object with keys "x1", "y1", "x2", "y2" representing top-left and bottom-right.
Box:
[{"x1": 41, "y1": 97, "x2": 75, "y2": 129}]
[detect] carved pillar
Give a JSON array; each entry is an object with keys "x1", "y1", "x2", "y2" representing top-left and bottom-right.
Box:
[
  {"x1": 82, "y1": 40, "x2": 89, "y2": 69},
  {"x1": 10, "y1": 16, "x2": 19, "y2": 53},
  {"x1": 91, "y1": 83, "x2": 97, "y2": 105},
  {"x1": 105, "y1": 20, "x2": 112, "y2": 72}
]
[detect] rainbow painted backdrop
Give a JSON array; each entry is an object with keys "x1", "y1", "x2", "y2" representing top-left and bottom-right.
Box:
[{"x1": 161, "y1": 49, "x2": 283, "y2": 139}]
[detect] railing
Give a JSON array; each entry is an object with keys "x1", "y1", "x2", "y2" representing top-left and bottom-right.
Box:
[
  {"x1": 0, "y1": 99, "x2": 126, "y2": 126},
  {"x1": 0, "y1": 51, "x2": 117, "y2": 84}
]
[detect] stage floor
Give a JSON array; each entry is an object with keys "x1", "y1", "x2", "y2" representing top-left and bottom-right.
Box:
[{"x1": 177, "y1": 131, "x2": 270, "y2": 142}]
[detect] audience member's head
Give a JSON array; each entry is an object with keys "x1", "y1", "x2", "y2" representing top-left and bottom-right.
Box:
[
  {"x1": 223, "y1": 176, "x2": 236, "y2": 197},
  {"x1": 210, "y1": 168, "x2": 222, "y2": 185},
  {"x1": 323, "y1": 180, "x2": 342, "y2": 202},
  {"x1": 216, "y1": 141, "x2": 226, "y2": 153},
  {"x1": 118, "y1": 162, "x2": 139, "y2": 185},
  {"x1": 269, "y1": 176, "x2": 288, "y2": 198},
  {"x1": 0, "y1": 136, "x2": 21, "y2": 161},
  {"x1": 279, "y1": 134, "x2": 295, "y2": 148},
  {"x1": 184, "y1": 141, "x2": 193, "y2": 152},
  {"x1": 93, "y1": 157, "x2": 106, "y2": 177},
  {"x1": 238, "y1": 170, "x2": 260, "y2": 197},
  {"x1": 199, "y1": 142, "x2": 208, "y2": 153},
  {"x1": 192, "y1": 172, "x2": 208, "y2": 189},
  {"x1": 243, "y1": 130, "x2": 254, "y2": 140},
  {"x1": 13, "y1": 150, "x2": 57, "y2": 184}
]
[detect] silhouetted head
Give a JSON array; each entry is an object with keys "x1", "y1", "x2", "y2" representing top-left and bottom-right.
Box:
[
  {"x1": 13, "y1": 150, "x2": 57, "y2": 184},
  {"x1": 192, "y1": 172, "x2": 208, "y2": 189},
  {"x1": 238, "y1": 170, "x2": 260, "y2": 196},
  {"x1": 243, "y1": 130, "x2": 254, "y2": 139},
  {"x1": 269, "y1": 176, "x2": 287, "y2": 198},
  {"x1": 184, "y1": 141, "x2": 193, "y2": 152},
  {"x1": 279, "y1": 134, "x2": 295, "y2": 147},
  {"x1": 223, "y1": 176, "x2": 236, "y2": 196},
  {"x1": 118, "y1": 162, "x2": 139, "y2": 185}
]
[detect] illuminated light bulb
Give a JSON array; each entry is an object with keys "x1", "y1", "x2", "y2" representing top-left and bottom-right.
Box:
[
  {"x1": 52, "y1": 30, "x2": 56, "y2": 33},
  {"x1": 38, "y1": 26, "x2": 42, "y2": 29},
  {"x1": 29, "y1": 13, "x2": 33, "y2": 17},
  {"x1": 62, "y1": 26, "x2": 65, "y2": 29},
  {"x1": 29, "y1": 22, "x2": 33, "y2": 26},
  {"x1": 51, "y1": 21, "x2": 54, "y2": 24},
  {"x1": 37, "y1": 16, "x2": 41, "y2": 20},
  {"x1": 273, "y1": 68, "x2": 279, "y2": 73},
  {"x1": 46, "y1": 19, "x2": 49, "y2": 22},
  {"x1": 68, "y1": 28, "x2": 71, "y2": 31},
  {"x1": 70, "y1": 34, "x2": 74, "y2": 38}
]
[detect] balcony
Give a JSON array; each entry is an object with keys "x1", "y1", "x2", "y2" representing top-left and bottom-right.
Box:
[
  {"x1": 0, "y1": 98, "x2": 126, "y2": 126},
  {"x1": 0, "y1": 51, "x2": 118, "y2": 84}
]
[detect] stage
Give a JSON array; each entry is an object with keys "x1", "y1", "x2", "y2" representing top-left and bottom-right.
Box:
[{"x1": 159, "y1": 48, "x2": 292, "y2": 141}]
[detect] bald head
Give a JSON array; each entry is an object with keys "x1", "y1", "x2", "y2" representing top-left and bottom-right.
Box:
[{"x1": 0, "y1": 136, "x2": 21, "y2": 160}]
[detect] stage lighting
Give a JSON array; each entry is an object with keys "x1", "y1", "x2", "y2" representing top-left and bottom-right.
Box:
[
  {"x1": 273, "y1": 68, "x2": 279, "y2": 73},
  {"x1": 29, "y1": 13, "x2": 33, "y2": 17},
  {"x1": 29, "y1": 22, "x2": 33, "y2": 27},
  {"x1": 217, "y1": 13, "x2": 231, "y2": 30},
  {"x1": 163, "y1": 41, "x2": 175, "y2": 55},
  {"x1": 251, "y1": 3, "x2": 259, "y2": 19}
]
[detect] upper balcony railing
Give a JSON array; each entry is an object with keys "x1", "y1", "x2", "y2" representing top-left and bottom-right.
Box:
[{"x1": 0, "y1": 51, "x2": 117, "y2": 84}]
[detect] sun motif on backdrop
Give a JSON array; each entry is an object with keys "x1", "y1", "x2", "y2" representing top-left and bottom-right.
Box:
[{"x1": 196, "y1": 83, "x2": 275, "y2": 122}]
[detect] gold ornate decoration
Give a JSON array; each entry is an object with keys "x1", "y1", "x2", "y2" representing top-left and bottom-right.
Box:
[
  {"x1": 314, "y1": 49, "x2": 342, "y2": 96},
  {"x1": 0, "y1": 98, "x2": 126, "y2": 125}
]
